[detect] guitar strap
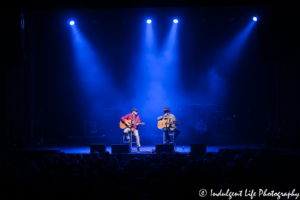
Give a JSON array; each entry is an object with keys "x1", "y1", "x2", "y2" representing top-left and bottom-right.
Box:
[{"x1": 132, "y1": 114, "x2": 136, "y2": 124}]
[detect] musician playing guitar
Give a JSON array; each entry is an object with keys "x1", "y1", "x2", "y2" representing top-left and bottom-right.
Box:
[
  {"x1": 157, "y1": 107, "x2": 180, "y2": 144},
  {"x1": 121, "y1": 108, "x2": 142, "y2": 151}
]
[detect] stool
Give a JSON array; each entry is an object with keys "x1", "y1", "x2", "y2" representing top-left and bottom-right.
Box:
[
  {"x1": 163, "y1": 130, "x2": 176, "y2": 150},
  {"x1": 123, "y1": 132, "x2": 136, "y2": 145}
]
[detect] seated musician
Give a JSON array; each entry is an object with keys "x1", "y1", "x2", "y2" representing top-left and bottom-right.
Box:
[
  {"x1": 121, "y1": 108, "x2": 141, "y2": 151},
  {"x1": 157, "y1": 107, "x2": 180, "y2": 143}
]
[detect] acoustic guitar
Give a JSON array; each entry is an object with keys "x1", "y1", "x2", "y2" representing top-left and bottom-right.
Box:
[
  {"x1": 119, "y1": 119, "x2": 145, "y2": 129},
  {"x1": 157, "y1": 118, "x2": 183, "y2": 129}
]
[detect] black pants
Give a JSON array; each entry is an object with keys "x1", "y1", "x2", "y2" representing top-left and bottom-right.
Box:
[{"x1": 164, "y1": 128, "x2": 180, "y2": 142}]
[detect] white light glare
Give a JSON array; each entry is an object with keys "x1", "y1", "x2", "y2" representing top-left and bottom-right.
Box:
[
  {"x1": 253, "y1": 17, "x2": 257, "y2": 21},
  {"x1": 173, "y1": 19, "x2": 178, "y2": 23},
  {"x1": 147, "y1": 19, "x2": 152, "y2": 24},
  {"x1": 70, "y1": 21, "x2": 75, "y2": 25}
]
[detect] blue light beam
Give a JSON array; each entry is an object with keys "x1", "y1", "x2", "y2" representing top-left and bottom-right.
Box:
[
  {"x1": 146, "y1": 19, "x2": 154, "y2": 52},
  {"x1": 206, "y1": 20, "x2": 256, "y2": 103},
  {"x1": 162, "y1": 22, "x2": 178, "y2": 64},
  {"x1": 70, "y1": 25, "x2": 114, "y2": 98},
  {"x1": 217, "y1": 20, "x2": 256, "y2": 70}
]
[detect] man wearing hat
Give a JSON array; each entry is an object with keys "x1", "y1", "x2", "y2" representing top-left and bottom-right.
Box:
[
  {"x1": 121, "y1": 108, "x2": 141, "y2": 151},
  {"x1": 157, "y1": 107, "x2": 180, "y2": 143}
]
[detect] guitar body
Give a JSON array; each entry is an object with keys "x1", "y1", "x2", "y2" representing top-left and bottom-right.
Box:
[
  {"x1": 157, "y1": 119, "x2": 171, "y2": 129},
  {"x1": 157, "y1": 118, "x2": 183, "y2": 130},
  {"x1": 120, "y1": 119, "x2": 132, "y2": 129},
  {"x1": 120, "y1": 119, "x2": 145, "y2": 129}
]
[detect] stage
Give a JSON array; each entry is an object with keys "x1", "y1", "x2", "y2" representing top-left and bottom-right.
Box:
[
  {"x1": 39, "y1": 143, "x2": 297, "y2": 155},
  {"x1": 5, "y1": 142, "x2": 300, "y2": 164}
]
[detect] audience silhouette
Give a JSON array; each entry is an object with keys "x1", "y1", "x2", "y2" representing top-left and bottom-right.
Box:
[{"x1": 0, "y1": 149, "x2": 297, "y2": 200}]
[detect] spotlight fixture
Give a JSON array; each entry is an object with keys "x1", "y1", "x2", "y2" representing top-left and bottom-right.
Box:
[
  {"x1": 253, "y1": 17, "x2": 257, "y2": 21},
  {"x1": 70, "y1": 21, "x2": 75, "y2": 25},
  {"x1": 173, "y1": 19, "x2": 178, "y2": 23},
  {"x1": 147, "y1": 19, "x2": 152, "y2": 24}
]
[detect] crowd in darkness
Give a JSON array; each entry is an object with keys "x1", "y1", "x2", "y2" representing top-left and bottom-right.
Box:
[{"x1": 0, "y1": 149, "x2": 299, "y2": 200}]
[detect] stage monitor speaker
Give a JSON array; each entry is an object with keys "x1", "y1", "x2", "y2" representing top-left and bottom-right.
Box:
[
  {"x1": 90, "y1": 143, "x2": 106, "y2": 154},
  {"x1": 111, "y1": 144, "x2": 129, "y2": 154},
  {"x1": 190, "y1": 144, "x2": 206, "y2": 159},
  {"x1": 155, "y1": 144, "x2": 174, "y2": 153}
]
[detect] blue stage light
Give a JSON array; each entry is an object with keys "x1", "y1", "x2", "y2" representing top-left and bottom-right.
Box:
[
  {"x1": 173, "y1": 19, "x2": 178, "y2": 23},
  {"x1": 70, "y1": 21, "x2": 75, "y2": 25},
  {"x1": 253, "y1": 17, "x2": 257, "y2": 21},
  {"x1": 147, "y1": 19, "x2": 152, "y2": 24}
]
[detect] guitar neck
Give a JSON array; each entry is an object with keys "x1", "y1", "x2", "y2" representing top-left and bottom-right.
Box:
[
  {"x1": 126, "y1": 121, "x2": 145, "y2": 125},
  {"x1": 168, "y1": 122, "x2": 182, "y2": 125}
]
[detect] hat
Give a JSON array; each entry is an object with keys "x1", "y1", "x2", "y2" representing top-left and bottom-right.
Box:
[
  {"x1": 132, "y1": 108, "x2": 138, "y2": 112},
  {"x1": 164, "y1": 107, "x2": 170, "y2": 112}
]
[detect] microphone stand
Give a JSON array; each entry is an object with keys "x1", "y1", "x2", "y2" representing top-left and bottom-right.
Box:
[
  {"x1": 36, "y1": 109, "x2": 43, "y2": 147},
  {"x1": 130, "y1": 120, "x2": 133, "y2": 152},
  {"x1": 164, "y1": 118, "x2": 171, "y2": 144}
]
